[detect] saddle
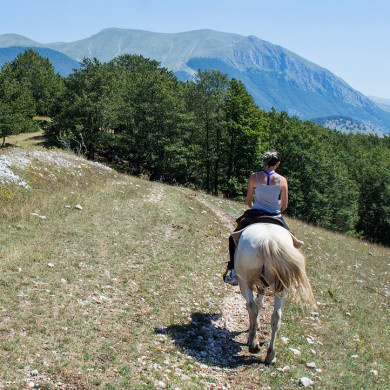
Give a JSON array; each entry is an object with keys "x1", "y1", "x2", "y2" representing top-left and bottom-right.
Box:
[{"x1": 231, "y1": 216, "x2": 304, "y2": 248}]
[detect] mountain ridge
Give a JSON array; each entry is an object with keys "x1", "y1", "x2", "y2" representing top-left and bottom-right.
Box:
[
  {"x1": 0, "y1": 46, "x2": 79, "y2": 76},
  {"x1": 0, "y1": 28, "x2": 389, "y2": 133}
]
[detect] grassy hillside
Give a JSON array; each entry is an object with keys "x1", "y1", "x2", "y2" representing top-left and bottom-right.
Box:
[{"x1": 0, "y1": 135, "x2": 389, "y2": 389}]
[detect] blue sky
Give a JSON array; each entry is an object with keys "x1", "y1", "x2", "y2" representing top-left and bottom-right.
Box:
[{"x1": 1, "y1": 0, "x2": 389, "y2": 98}]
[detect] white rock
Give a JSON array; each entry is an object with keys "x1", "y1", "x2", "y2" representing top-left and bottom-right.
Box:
[
  {"x1": 299, "y1": 377, "x2": 314, "y2": 387},
  {"x1": 91, "y1": 161, "x2": 111, "y2": 171},
  {"x1": 277, "y1": 365, "x2": 290, "y2": 372},
  {"x1": 28, "y1": 382, "x2": 35, "y2": 388},
  {"x1": 75, "y1": 204, "x2": 83, "y2": 210},
  {"x1": 289, "y1": 348, "x2": 301, "y2": 356},
  {"x1": 48, "y1": 263, "x2": 54, "y2": 268},
  {"x1": 310, "y1": 349, "x2": 316, "y2": 355},
  {"x1": 281, "y1": 336, "x2": 289, "y2": 344},
  {"x1": 39, "y1": 215, "x2": 47, "y2": 220},
  {"x1": 369, "y1": 369, "x2": 378, "y2": 376},
  {"x1": 61, "y1": 278, "x2": 67, "y2": 284},
  {"x1": 306, "y1": 362, "x2": 316, "y2": 369},
  {"x1": 351, "y1": 355, "x2": 359, "y2": 358},
  {"x1": 316, "y1": 368, "x2": 322, "y2": 373},
  {"x1": 346, "y1": 312, "x2": 351, "y2": 316},
  {"x1": 306, "y1": 337, "x2": 314, "y2": 344},
  {"x1": 31, "y1": 369, "x2": 39, "y2": 376},
  {"x1": 65, "y1": 205, "x2": 71, "y2": 209},
  {"x1": 155, "y1": 380, "x2": 166, "y2": 389}
]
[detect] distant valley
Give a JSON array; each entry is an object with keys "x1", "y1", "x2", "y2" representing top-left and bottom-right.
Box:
[
  {"x1": 369, "y1": 96, "x2": 390, "y2": 113},
  {"x1": 0, "y1": 29, "x2": 389, "y2": 134}
]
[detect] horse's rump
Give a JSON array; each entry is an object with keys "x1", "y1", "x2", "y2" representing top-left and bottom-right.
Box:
[{"x1": 235, "y1": 224, "x2": 315, "y2": 307}]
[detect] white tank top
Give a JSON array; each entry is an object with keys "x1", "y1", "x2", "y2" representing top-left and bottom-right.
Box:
[{"x1": 252, "y1": 172, "x2": 281, "y2": 214}]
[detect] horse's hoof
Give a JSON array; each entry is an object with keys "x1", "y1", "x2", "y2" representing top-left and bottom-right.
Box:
[
  {"x1": 264, "y1": 350, "x2": 276, "y2": 365},
  {"x1": 249, "y1": 345, "x2": 260, "y2": 354}
]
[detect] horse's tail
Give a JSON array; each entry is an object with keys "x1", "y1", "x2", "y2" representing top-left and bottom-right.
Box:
[{"x1": 259, "y1": 235, "x2": 316, "y2": 308}]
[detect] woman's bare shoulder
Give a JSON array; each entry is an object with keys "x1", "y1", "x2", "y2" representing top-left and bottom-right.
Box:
[
  {"x1": 249, "y1": 172, "x2": 258, "y2": 184},
  {"x1": 271, "y1": 173, "x2": 286, "y2": 185},
  {"x1": 277, "y1": 174, "x2": 288, "y2": 186}
]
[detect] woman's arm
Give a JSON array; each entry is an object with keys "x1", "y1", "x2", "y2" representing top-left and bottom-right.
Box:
[
  {"x1": 280, "y1": 177, "x2": 288, "y2": 212},
  {"x1": 246, "y1": 173, "x2": 256, "y2": 208}
]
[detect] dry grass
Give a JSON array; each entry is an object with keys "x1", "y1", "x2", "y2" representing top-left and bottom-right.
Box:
[
  {"x1": 4, "y1": 131, "x2": 46, "y2": 148},
  {"x1": 0, "y1": 141, "x2": 389, "y2": 389}
]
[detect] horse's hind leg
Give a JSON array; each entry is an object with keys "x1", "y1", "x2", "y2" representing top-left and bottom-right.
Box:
[
  {"x1": 265, "y1": 291, "x2": 286, "y2": 364},
  {"x1": 241, "y1": 284, "x2": 260, "y2": 353},
  {"x1": 255, "y1": 288, "x2": 267, "y2": 309},
  {"x1": 255, "y1": 288, "x2": 267, "y2": 330}
]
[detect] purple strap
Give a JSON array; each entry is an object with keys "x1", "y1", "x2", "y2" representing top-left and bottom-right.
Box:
[{"x1": 262, "y1": 170, "x2": 275, "y2": 185}]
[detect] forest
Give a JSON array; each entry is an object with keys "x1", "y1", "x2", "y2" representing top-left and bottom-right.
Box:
[{"x1": 0, "y1": 49, "x2": 389, "y2": 245}]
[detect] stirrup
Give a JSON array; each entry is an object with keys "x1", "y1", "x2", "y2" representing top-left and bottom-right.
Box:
[{"x1": 224, "y1": 269, "x2": 238, "y2": 286}]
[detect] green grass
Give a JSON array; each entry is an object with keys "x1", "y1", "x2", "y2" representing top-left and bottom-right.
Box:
[{"x1": 0, "y1": 140, "x2": 389, "y2": 389}]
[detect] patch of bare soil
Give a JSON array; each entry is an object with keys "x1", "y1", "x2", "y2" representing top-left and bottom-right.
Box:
[{"x1": 186, "y1": 192, "x2": 275, "y2": 366}]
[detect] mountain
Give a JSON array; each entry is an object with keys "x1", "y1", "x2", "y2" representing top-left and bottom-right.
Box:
[
  {"x1": 0, "y1": 33, "x2": 42, "y2": 48},
  {"x1": 1, "y1": 29, "x2": 389, "y2": 133},
  {"x1": 0, "y1": 46, "x2": 80, "y2": 76}
]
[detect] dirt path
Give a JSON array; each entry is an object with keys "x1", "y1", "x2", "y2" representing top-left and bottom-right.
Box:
[{"x1": 187, "y1": 191, "x2": 274, "y2": 363}]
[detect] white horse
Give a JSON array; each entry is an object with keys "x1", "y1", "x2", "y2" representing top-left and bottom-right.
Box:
[{"x1": 233, "y1": 223, "x2": 316, "y2": 364}]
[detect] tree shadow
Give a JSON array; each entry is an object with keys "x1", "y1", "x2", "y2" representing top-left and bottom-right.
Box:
[
  {"x1": 24, "y1": 134, "x2": 48, "y2": 147},
  {"x1": 29, "y1": 134, "x2": 46, "y2": 143},
  {"x1": 2, "y1": 133, "x2": 47, "y2": 148},
  {"x1": 155, "y1": 312, "x2": 268, "y2": 368}
]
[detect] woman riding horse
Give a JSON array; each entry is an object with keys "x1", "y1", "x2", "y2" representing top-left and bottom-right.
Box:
[{"x1": 224, "y1": 149, "x2": 289, "y2": 285}]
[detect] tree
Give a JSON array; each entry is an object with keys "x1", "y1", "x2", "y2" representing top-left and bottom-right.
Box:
[
  {"x1": 186, "y1": 70, "x2": 229, "y2": 194},
  {"x1": 356, "y1": 145, "x2": 390, "y2": 244},
  {"x1": 268, "y1": 112, "x2": 359, "y2": 233},
  {"x1": 110, "y1": 54, "x2": 193, "y2": 180},
  {"x1": 0, "y1": 49, "x2": 61, "y2": 117},
  {"x1": 222, "y1": 78, "x2": 269, "y2": 197},
  {"x1": 49, "y1": 58, "x2": 122, "y2": 158},
  {"x1": 0, "y1": 75, "x2": 38, "y2": 145}
]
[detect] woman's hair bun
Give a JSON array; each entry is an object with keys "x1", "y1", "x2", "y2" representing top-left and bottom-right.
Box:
[{"x1": 262, "y1": 149, "x2": 280, "y2": 167}]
